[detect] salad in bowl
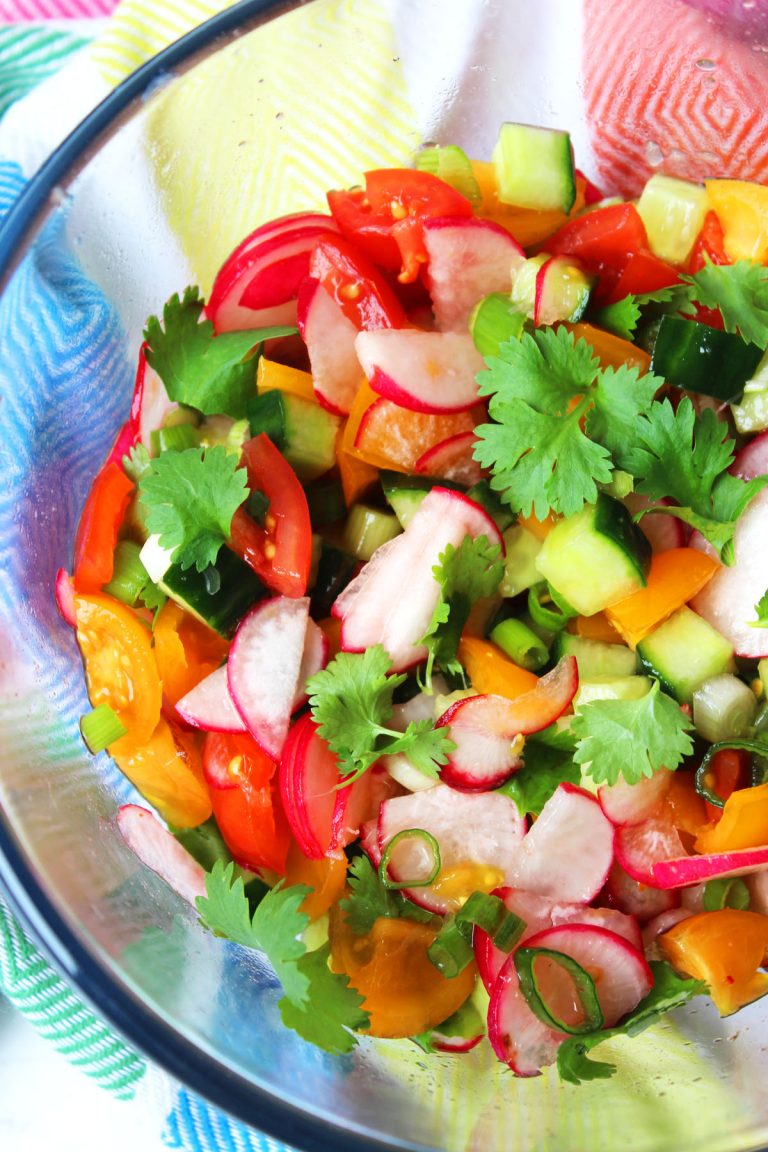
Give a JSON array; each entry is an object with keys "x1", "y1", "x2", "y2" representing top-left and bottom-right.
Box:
[{"x1": 59, "y1": 120, "x2": 768, "y2": 1080}]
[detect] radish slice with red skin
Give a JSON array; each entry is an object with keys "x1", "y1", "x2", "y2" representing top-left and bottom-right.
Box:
[
  {"x1": 297, "y1": 277, "x2": 362, "y2": 416},
  {"x1": 506, "y1": 783, "x2": 614, "y2": 903},
  {"x1": 598, "y1": 768, "x2": 673, "y2": 826},
  {"x1": 279, "y1": 713, "x2": 343, "y2": 859},
  {"x1": 601, "y1": 859, "x2": 680, "y2": 922},
  {"x1": 641, "y1": 907, "x2": 693, "y2": 952},
  {"x1": 210, "y1": 212, "x2": 338, "y2": 278},
  {"x1": 176, "y1": 665, "x2": 247, "y2": 734},
  {"x1": 359, "y1": 817, "x2": 382, "y2": 866},
  {"x1": 333, "y1": 764, "x2": 402, "y2": 852},
  {"x1": 522, "y1": 923, "x2": 653, "y2": 1028},
  {"x1": 652, "y1": 845, "x2": 768, "y2": 889},
  {"x1": 355, "y1": 329, "x2": 485, "y2": 414},
  {"x1": 488, "y1": 951, "x2": 565, "y2": 1076},
  {"x1": 432, "y1": 1031, "x2": 485, "y2": 1054},
  {"x1": 333, "y1": 487, "x2": 502, "y2": 672},
  {"x1": 291, "y1": 618, "x2": 329, "y2": 711},
  {"x1": 437, "y1": 656, "x2": 578, "y2": 791},
  {"x1": 117, "y1": 804, "x2": 206, "y2": 906},
  {"x1": 228, "y1": 596, "x2": 310, "y2": 759},
  {"x1": 414, "y1": 431, "x2": 484, "y2": 486},
  {"x1": 691, "y1": 490, "x2": 768, "y2": 658},
  {"x1": 475, "y1": 887, "x2": 558, "y2": 991},
  {"x1": 377, "y1": 784, "x2": 526, "y2": 915},
  {"x1": 614, "y1": 818, "x2": 687, "y2": 885},
  {"x1": 550, "y1": 904, "x2": 643, "y2": 952},
  {"x1": 731, "y1": 429, "x2": 768, "y2": 481},
  {"x1": 623, "y1": 493, "x2": 686, "y2": 551},
  {"x1": 422, "y1": 216, "x2": 525, "y2": 333},
  {"x1": 55, "y1": 568, "x2": 76, "y2": 627}
]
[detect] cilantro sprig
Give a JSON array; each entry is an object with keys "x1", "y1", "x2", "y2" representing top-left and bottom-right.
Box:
[
  {"x1": 498, "y1": 727, "x2": 580, "y2": 817},
  {"x1": 571, "y1": 680, "x2": 693, "y2": 787},
  {"x1": 340, "y1": 854, "x2": 436, "y2": 935},
  {"x1": 473, "y1": 327, "x2": 663, "y2": 519},
  {"x1": 196, "y1": 861, "x2": 368, "y2": 1053},
  {"x1": 420, "y1": 534, "x2": 504, "y2": 688},
  {"x1": 684, "y1": 260, "x2": 768, "y2": 347},
  {"x1": 307, "y1": 646, "x2": 454, "y2": 783},
  {"x1": 138, "y1": 444, "x2": 249, "y2": 572},
  {"x1": 144, "y1": 286, "x2": 296, "y2": 418}
]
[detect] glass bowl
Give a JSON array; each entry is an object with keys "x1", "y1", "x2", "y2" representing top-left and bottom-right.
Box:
[{"x1": 2, "y1": 1, "x2": 768, "y2": 1149}]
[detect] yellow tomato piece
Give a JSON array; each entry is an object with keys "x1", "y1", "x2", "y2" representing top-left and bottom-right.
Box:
[
  {"x1": 111, "y1": 718, "x2": 212, "y2": 828},
  {"x1": 329, "y1": 908, "x2": 476, "y2": 1038},
  {"x1": 257, "y1": 356, "x2": 316, "y2": 402},
  {"x1": 705, "y1": 180, "x2": 768, "y2": 262},
  {"x1": 605, "y1": 548, "x2": 720, "y2": 649},
  {"x1": 458, "y1": 636, "x2": 539, "y2": 699},
  {"x1": 695, "y1": 783, "x2": 768, "y2": 855},
  {"x1": 75, "y1": 592, "x2": 161, "y2": 748},
  {"x1": 283, "y1": 841, "x2": 347, "y2": 920},
  {"x1": 429, "y1": 861, "x2": 505, "y2": 911},
  {"x1": 660, "y1": 909, "x2": 768, "y2": 1015},
  {"x1": 153, "y1": 600, "x2": 229, "y2": 707}
]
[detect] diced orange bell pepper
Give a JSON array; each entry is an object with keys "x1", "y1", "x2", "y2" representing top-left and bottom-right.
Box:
[
  {"x1": 605, "y1": 548, "x2": 720, "y2": 649},
  {"x1": 336, "y1": 421, "x2": 378, "y2": 506},
  {"x1": 283, "y1": 842, "x2": 348, "y2": 920},
  {"x1": 569, "y1": 612, "x2": 622, "y2": 644},
  {"x1": 153, "y1": 600, "x2": 229, "y2": 708},
  {"x1": 661, "y1": 909, "x2": 768, "y2": 1015},
  {"x1": 257, "y1": 356, "x2": 317, "y2": 402},
  {"x1": 471, "y1": 161, "x2": 587, "y2": 247},
  {"x1": 111, "y1": 717, "x2": 212, "y2": 828},
  {"x1": 565, "y1": 322, "x2": 652, "y2": 376},
  {"x1": 518, "y1": 511, "x2": 557, "y2": 541},
  {"x1": 705, "y1": 179, "x2": 768, "y2": 262},
  {"x1": 694, "y1": 783, "x2": 768, "y2": 855},
  {"x1": 457, "y1": 636, "x2": 539, "y2": 698}
]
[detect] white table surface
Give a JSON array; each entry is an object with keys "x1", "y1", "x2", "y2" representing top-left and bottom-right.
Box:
[{"x1": 0, "y1": 995, "x2": 167, "y2": 1150}]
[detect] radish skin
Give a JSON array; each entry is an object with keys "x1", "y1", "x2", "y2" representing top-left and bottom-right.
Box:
[{"x1": 117, "y1": 804, "x2": 206, "y2": 906}]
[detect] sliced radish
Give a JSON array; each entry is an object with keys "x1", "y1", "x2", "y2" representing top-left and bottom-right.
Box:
[
  {"x1": 431, "y1": 1032, "x2": 484, "y2": 1054},
  {"x1": 176, "y1": 665, "x2": 247, "y2": 733},
  {"x1": 623, "y1": 493, "x2": 686, "y2": 552},
  {"x1": 297, "y1": 277, "x2": 362, "y2": 416},
  {"x1": 55, "y1": 567, "x2": 76, "y2": 627},
  {"x1": 356, "y1": 329, "x2": 485, "y2": 414},
  {"x1": 333, "y1": 487, "x2": 502, "y2": 672},
  {"x1": 601, "y1": 859, "x2": 680, "y2": 922},
  {"x1": 523, "y1": 923, "x2": 653, "y2": 1028},
  {"x1": 475, "y1": 887, "x2": 557, "y2": 991},
  {"x1": 279, "y1": 713, "x2": 343, "y2": 859},
  {"x1": 488, "y1": 951, "x2": 565, "y2": 1076},
  {"x1": 291, "y1": 618, "x2": 329, "y2": 711},
  {"x1": 746, "y1": 869, "x2": 768, "y2": 915},
  {"x1": 383, "y1": 687, "x2": 447, "y2": 792},
  {"x1": 652, "y1": 844, "x2": 768, "y2": 889},
  {"x1": 534, "y1": 256, "x2": 592, "y2": 327},
  {"x1": 506, "y1": 783, "x2": 614, "y2": 903},
  {"x1": 333, "y1": 764, "x2": 401, "y2": 850},
  {"x1": 641, "y1": 907, "x2": 693, "y2": 952},
  {"x1": 614, "y1": 818, "x2": 687, "y2": 885},
  {"x1": 731, "y1": 430, "x2": 768, "y2": 481},
  {"x1": 598, "y1": 768, "x2": 672, "y2": 826},
  {"x1": 212, "y1": 212, "x2": 338, "y2": 274},
  {"x1": 691, "y1": 490, "x2": 768, "y2": 658},
  {"x1": 422, "y1": 216, "x2": 525, "y2": 333},
  {"x1": 414, "y1": 431, "x2": 484, "y2": 485},
  {"x1": 359, "y1": 817, "x2": 382, "y2": 866},
  {"x1": 228, "y1": 596, "x2": 310, "y2": 759},
  {"x1": 117, "y1": 804, "x2": 206, "y2": 906},
  {"x1": 550, "y1": 904, "x2": 643, "y2": 952},
  {"x1": 377, "y1": 784, "x2": 525, "y2": 915},
  {"x1": 437, "y1": 657, "x2": 578, "y2": 791}
]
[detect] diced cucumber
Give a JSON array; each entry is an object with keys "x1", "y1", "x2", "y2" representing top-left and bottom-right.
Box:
[
  {"x1": 492, "y1": 123, "x2": 576, "y2": 213},
  {"x1": 499, "y1": 524, "x2": 542, "y2": 598},
  {"x1": 139, "y1": 535, "x2": 264, "y2": 636},
  {"x1": 637, "y1": 606, "x2": 736, "y2": 703},
  {"x1": 310, "y1": 543, "x2": 359, "y2": 618},
  {"x1": 651, "y1": 314, "x2": 763, "y2": 403},
  {"x1": 247, "y1": 390, "x2": 340, "y2": 482},
  {"x1": 470, "y1": 292, "x2": 526, "y2": 358},
  {"x1": 305, "y1": 476, "x2": 347, "y2": 526},
  {"x1": 731, "y1": 350, "x2": 768, "y2": 434},
  {"x1": 413, "y1": 144, "x2": 482, "y2": 207},
  {"x1": 554, "y1": 633, "x2": 638, "y2": 679},
  {"x1": 510, "y1": 254, "x2": 548, "y2": 319},
  {"x1": 574, "y1": 675, "x2": 652, "y2": 708},
  {"x1": 635, "y1": 174, "x2": 709, "y2": 265},
  {"x1": 381, "y1": 472, "x2": 462, "y2": 528},
  {"x1": 343, "y1": 503, "x2": 402, "y2": 561},
  {"x1": 535, "y1": 494, "x2": 650, "y2": 616}
]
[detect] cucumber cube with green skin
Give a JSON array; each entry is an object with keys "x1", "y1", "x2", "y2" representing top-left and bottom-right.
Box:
[
  {"x1": 637, "y1": 606, "x2": 736, "y2": 704},
  {"x1": 247, "y1": 390, "x2": 340, "y2": 482},
  {"x1": 380, "y1": 472, "x2": 463, "y2": 528},
  {"x1": 554, "y1": 633, "x2": 638, "y2": 680},
  {"x1": 635, "y1": 173, "x2": 708, "y2": 265},
  {"x1": 492, "y1": 123, "x2": 576, "y2": 213},
  {"x1": 535, "y1": 494, "x2": 650, "y2": 617},
  {"x1": 574, "y1": 675, "x2": 652, "y2": 709},
  {"x1": 500, "y1": 524, "x2": 542, "y2": 598}
]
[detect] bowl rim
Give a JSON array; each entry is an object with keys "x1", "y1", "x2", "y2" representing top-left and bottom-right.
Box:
[{"x1": 0, "y1": 4, "x2": 417, "y2": 1149}]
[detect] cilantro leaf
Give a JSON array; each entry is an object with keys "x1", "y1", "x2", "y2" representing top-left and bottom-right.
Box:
[
  {"x1": 138, "y1": 445, "x2": 249, "y2": 572},
  {"x1": 196, "y1": 861, "x2": 369, "y2": 1053},
  {"x1": 586, "y1": 364, "x2": 662, "y2": 470},
  {"x1": 683, "y1": 261, "x2": 768, "y2": 347},
  {"x1": 498, "y1": 730, "x2": 580, "y2": 817},
  {"x1": 144, "y1": 286, "x2": 296, "y2": 418},
  {"x1": 340, "y1": 855, "x2": 436, "y2": 935},
  {"x1": 421, "y1": 534, "x2": 504, "y2": 686},
  {"x1": 571, "y1": 680, "x2": 693, "y2": 787},
  {"x1": 592, "y1": 296, "x2": 642, "y2": 341},
  {"x1": 557, "y1": 961, "x2": 707, "y2": 1084},
  {"x1": 753, "y1": 587, "x2": 768, "y2": 628},
  {"x1": 307, "y1": 646, "x2": 454, "y2": 783}
]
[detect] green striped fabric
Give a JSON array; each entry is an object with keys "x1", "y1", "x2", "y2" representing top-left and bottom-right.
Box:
[{"x1": 0, "y1": 24, "x2": 91, "y2": 117}]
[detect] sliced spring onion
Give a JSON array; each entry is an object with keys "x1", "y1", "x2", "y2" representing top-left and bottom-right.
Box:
[
  {"x1": 515, "y1": 946, "x2": 604, "y2": 1035},
  {"x1": 413, "y1": 144, "x2": 482, "y2": 207},
  {"x1": 150, "y1": 423, "x2": 200, "y2": 455},
  {"x1": 702, "y1": 877, "x2": 750, "y2": 912},
  {"x1": 692, "y1": 674, "x2": 758, "y2": 744},
  {"x1": 427, "y1": 891, "x2": 525, "y2": 978},
  {"x1": 528, "y1": 582, "x2": 576, "y2": 633},
  {"x1": 379, "y1": 828, "x2": 441, "y2": 891},
  {"x1": 80, "y1": 705, "x2": 127, "y2": 754},
  {"x1": 103, "y1": 540, "x2": 150, "y2": 607},
  {"x1": 490, "y1": 618, "x2": 548, "y2": 671},
  {"x1": 695, "y1": 738, "x2": 768, "y2": 807},
  {"x1": 470, "y1": 292, "x2": 526, "y2": 358},
  {"x1": 427, "y1": 917, "x2": 476, "y2": 978}
]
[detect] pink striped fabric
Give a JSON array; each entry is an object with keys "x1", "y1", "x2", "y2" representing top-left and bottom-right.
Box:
[{"x1": 0, "y1": 0, "x2": 118, "y2": 19}]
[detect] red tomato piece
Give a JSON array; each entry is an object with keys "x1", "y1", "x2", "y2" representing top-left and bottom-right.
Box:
[
  {"x1": 203, "y1": 731, "x2": 291, "y2": 875},
  {"x1": 546, "y1": 202, "x2": 650, "y2": 300},
  {"x1": 327, "y1": 168, "x2": 474, "y2": 283},
  {"x1": 73, "y1": 461, "x2": 134, "y2": 593},
  {"x1": 308, "y1": 234, "x2": 408, "y2": 330},
  {"x1": 229, "y1": 433, "x2": 312, "y2": 599},
  {"x1": 687, "y1": 210, "x2": 730, "y2": 273},
  {"x1": 603, "y1": 249, "x2": 679, "y2": 303}
]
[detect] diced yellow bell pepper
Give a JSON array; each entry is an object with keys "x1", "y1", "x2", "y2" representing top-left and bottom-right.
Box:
[
  {"x1": 695, "y1": 783, "x2": 768, "y2": 855},
  {"x1": 257, "y1": 357, "x2": 317, "y2": 402},
  {"x1": 705, "y1": 180, "x2": 768, "y2": 262}
]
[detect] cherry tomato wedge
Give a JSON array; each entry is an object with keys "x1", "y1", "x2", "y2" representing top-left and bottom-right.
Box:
[
  {"x1": 203, "y1": 731, "x2": 291, "y2": 875},
  {"x1": 308, "y1": 235, "x2": 408, "y2": 329},
  {"x1": 73, "y1": 461, "x2": 134, "y2": 593},
  {"x1": 112, "y1": 718, "x2": 211, "y2": 828},
  {"x1": 687, "y1": 210, "x2": 730, "y2": 273},
  {"x1": 229, "y1": 433, "x2": 312, "y2": 598},
  {"x1": 153, "y1": 600, "x2": 229, "y2": 709},
  {"x1": 327, "y1": 169, "x2": 474, "y2": 283}
]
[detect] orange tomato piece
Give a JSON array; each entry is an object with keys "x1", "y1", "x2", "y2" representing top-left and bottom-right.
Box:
[
  {"x1": 283, "y1": 842, "x2": 348, "y2": 920},
  {"x1": 566, "y1": 322, "x2": 652, "y2": 375},
  {"x1": 457, "y1": 636, "x2": 539, "y2": 698},
  {"x1": 660, "y1": 909, "x2": 768, "y2": 1015},
  {"x1": 111, "y1": 717, "x2": 212, "y2": 828},
  {"x1": 605, "y1": 548, "x2": 721, "y2": 649},
  {"x1": 329, "y1": 907, "x2": 476, "y2": 1037},
  {"x1": 153, "y1": 600, "x2": 229, "y2": 708},
  {"x1": 695, "y1": 783, "x2": 768, "y2": 855},
  {"x1": 75, "y1": 592, "x2": 161, "y2": 748}
]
